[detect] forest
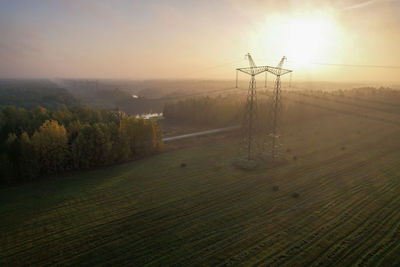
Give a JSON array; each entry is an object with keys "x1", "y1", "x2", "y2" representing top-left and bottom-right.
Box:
[
  {"x1": 0, "y1": 79, "x2": 79, "y2": 109},
  {"x1": 163, "y1": 96, "x2": 244, "y2": 127},
  {"x1": 162, "y1": 92, "x2": 333, "y2": 129},
  {"x1": 0, "y1": 106, "x2": 163, "y2": 183}
]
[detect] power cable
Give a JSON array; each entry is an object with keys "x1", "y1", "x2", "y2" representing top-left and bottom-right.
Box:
[{"x1": 287, "y1": 60, "x2": 400, "y2": 69}]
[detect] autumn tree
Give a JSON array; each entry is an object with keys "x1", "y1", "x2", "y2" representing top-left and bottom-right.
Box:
[
  {"x1": 32, "y1": 120, "x2": 68, "y2": 176},
  {"x1": 19, "y1": 132, "x2": 39, "y2": 180},
  {"x1": 0, "y1": 105, "x2": 163, "y2": 183}
]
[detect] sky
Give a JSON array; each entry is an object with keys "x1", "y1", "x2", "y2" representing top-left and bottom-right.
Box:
[{"x1": 0, "y1": 0, "x2": 399, "y2": 83}]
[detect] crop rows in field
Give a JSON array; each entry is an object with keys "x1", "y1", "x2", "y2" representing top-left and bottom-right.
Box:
[{"x1": 1, "y1": 99, "x2": 400, "y2": 265}]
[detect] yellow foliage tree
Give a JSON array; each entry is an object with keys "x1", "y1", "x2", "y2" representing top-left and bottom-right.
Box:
[{"x1": 32, "y1": 120, "x2": 68, "y2": 175}]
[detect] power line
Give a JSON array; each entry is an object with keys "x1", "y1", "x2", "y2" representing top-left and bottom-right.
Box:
[
  {"x1": 143, "y1": 59, "x2": 248, "y2": 101},
  {"x1": 288, "y1": 61, "x2": 400, "y2": 69}
]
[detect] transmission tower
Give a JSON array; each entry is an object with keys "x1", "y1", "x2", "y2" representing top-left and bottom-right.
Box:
[
  {"x1": 236, "y1": 53, "x2": 292, "y2": 161},
  {"x1": 270, "y1": 56, "x2": 291, "y2": 159}
]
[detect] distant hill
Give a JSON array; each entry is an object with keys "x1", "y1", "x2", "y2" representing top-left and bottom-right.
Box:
[
  {"x1": 56, "y1": 80, "x2": 165, "y2": 115},
  {"x1": 55, "y1": 79, "x2": 238, "y2": 115},
  {"x1": 0, "y1": 79, "x2": 79, "y2": 109},
  {"x1": 0, "y1": 79, "x2": 166, "y2": 114}
]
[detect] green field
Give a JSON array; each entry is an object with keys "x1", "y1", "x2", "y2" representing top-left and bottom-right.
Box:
[{"x1": 1, "y1": 96, "x2": 400, "y2": 266}]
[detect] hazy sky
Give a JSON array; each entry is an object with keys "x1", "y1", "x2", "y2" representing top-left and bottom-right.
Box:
[{"x1": 0, "y1": 0, "x2": 399, "y2": 82}]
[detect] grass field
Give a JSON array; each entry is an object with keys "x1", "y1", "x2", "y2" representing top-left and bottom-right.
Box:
[{"x1": 1, "y1": 95, "x2": 400, "y2": 266}]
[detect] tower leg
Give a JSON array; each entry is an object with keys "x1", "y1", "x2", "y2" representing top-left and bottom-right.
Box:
[
  {"x1": 265, "y1": 71, "x2": 267, "y2": 89},
  {"x1": 242, "y1": 74, "x2": 257, "y2": 160},
  {"x1": 236, "y1": 70, "x2": 238, "y2": 88},
  {"x1": 271, "y1": 75, "x2": 281, "y2": 159}
]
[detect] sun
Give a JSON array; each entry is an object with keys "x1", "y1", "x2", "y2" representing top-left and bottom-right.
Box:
[
  {"x1": 251, "y1": 12, "x2": 340, "y2": 68},
  {"x1": 285, "y1": 15, "x2": 337, "y2": 67}
]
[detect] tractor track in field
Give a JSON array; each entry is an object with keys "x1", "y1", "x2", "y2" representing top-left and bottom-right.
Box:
[
  {"x1": 3, "y1": 126, "x2": 400, "y2": 266},
  {"x1": 171, "y1": 132, "x2": 400, "y2": 266},
  {"x1": 5, "y1": 158, "x2": 293, "y2": 265},
  {"x1": 252, "y1": 161, "x2": 398, "y2": 266},
  {"x1": 3, "y1": 124, "x2": 379, "y2": 258},
  {"x1": 3, "y1": 159, "x2": 400, "y2": 267},
  {"x1": 278, "y1": 170, "x2": 398, "y2": 264},
  {"x1": 241, "y1": 176, "x2": 388, "y2": 263},
  {"x1": 1, "y1": 142, "x2": 380, "y2": 266},
  {"x1": 2, "y1": 97, "x2": 400, "y2": 265},
  {"x1": 3, "y1": 175, "x2": 256, "y2": 264},
  {"x1": 374, "y1": 229, "x2": 400, "y2": 266},
  {"x1": 344, "y1": 209, "x2": 400, "y2": 265},
  {"x1": 338, "y1": 166, "x2": 400, "y2": 265},
  {"x1": 253, "y1": 188, "x2": 397, "y2": 267},
  {"x1": 303, "y1": 190, "x2": 400, "y2": 266},
  {"x1": 236, "y1": 178, "x2": 391, "y2": 266},
  {"x1": 240, "y1": 136, "x2": 400, "y2": 266},
  {"x1": 163, "y1": 128, "x2": 400, "y2": 260},
  {"x1": 2, "y1": 158, "x2": 254, "y2": 245},
  {"x1": 267, "y1": 152, "x2": 400, "y2": 265},
  {"x1": 217, "y1": 189, "x2": 377, "y2": 266}
]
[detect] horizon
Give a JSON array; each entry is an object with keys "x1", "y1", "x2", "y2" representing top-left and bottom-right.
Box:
[{"x1": 1, "y1": 78, "x2": 400, "y2": 88}]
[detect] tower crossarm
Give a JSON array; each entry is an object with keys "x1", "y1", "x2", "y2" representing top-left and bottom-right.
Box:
[
  {"x1": 245, "y1": 53, "x2": 257, "y2": 68},
  {"x1": 237, "y1": 66, "x2": 292, "y2": 77},
  {"x1": 276, "y1": 56, "x2": 287, "y2": 69}
]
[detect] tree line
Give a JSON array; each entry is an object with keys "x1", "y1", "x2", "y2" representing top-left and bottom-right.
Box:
[
  {"x1": 162, "y1": 92, "x2": 335, "y2": 131},
  {"x1": 163, "y1": 96, "x2": 244, "y2": 127},
  {"x1": 0, "y1": 106, "x2": 163, "y2": 183}
]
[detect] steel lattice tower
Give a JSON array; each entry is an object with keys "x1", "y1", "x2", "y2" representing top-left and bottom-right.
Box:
[
  {"x1": 243, "y1": 68, "x2": 257, "y2": 160},
  {"x1": 236, "y1": 54, "x2": 292, "y2": 161},
  {"x1": 270, "y1": 56, "x2": 288, "y2": 159}
]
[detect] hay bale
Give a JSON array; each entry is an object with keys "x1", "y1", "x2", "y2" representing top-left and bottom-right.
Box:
[{"x1": 291, "y1": 192, "x2": 300, "y2": 198}]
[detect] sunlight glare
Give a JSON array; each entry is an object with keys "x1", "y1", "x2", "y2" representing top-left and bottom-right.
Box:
[{"x1": 251, "y1": 12, "x2": 340, "y2": 69}]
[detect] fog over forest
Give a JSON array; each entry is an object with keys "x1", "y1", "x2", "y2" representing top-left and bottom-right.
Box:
[{"x1": 1, "y1": 0, "x2": 400, "y2": 266}]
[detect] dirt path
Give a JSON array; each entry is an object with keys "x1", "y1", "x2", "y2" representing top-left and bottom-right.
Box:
[{"x1": 162, "y1": 125, "x2": 240, "y2": 142}]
